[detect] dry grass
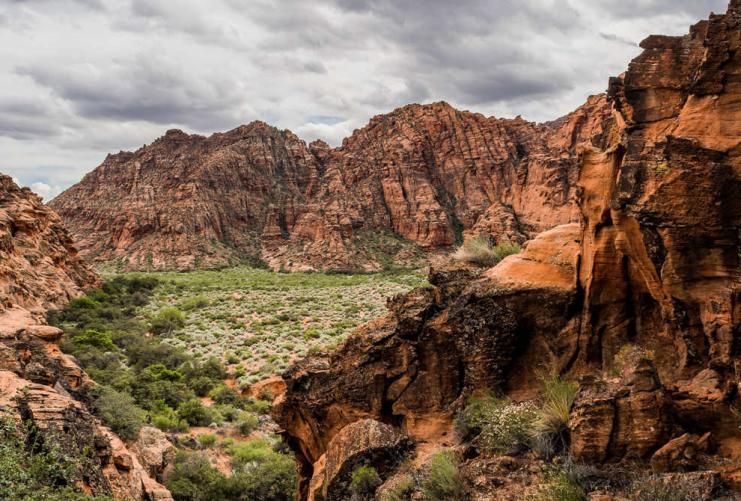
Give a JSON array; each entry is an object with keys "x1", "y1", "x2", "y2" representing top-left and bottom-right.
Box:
[{"x1": 452, "y1": 236, "x2": 521, "y2": 267}]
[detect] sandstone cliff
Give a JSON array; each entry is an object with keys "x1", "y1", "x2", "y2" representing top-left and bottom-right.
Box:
[
  {"x1": 273, "y1": 3, "x2": 741, "y2": 499},
  {"x1": 0, "y1": 176, "x2": 173, "y2": 500},
  {"x1": 51, "y1": 97, "x2": 609, "y2": 272},
  {"x1": 0, "y1": 175, "x2": 98, "y2": 314}
]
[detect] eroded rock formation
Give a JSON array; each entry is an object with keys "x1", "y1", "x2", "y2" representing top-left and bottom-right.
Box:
[
  {"x1": 0, "y1": 176, "x2": 173, "y2": 500},
  {"x1": 51, "y1": 96, "x2": 609, "y2": 272},
  {"x1": 0, "y1": 175, "x2": 98, "y2": 314},
  {"x1": 274, "y1": 3, "x2": 741, "y2": 498}
]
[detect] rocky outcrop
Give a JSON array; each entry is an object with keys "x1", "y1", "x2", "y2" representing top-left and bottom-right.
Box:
[
  {"x1": 52, "y1": 96, "x2": 609, "y2": 272},
  {"x1": 308, "y1": 419, "x2": 412, "y2": 501},
  {"x1": 0, "y1": 175, "x2": 98, "y2": 315},
  {"x1": 0, "y1": 175, "x2": 172, "y2": 499},
  {"x1": 0, "y1": 315, "x2": 173, "y2": 500},
  {"x1": 274, "y1": 3, "x2": 741, "y2": 498}
]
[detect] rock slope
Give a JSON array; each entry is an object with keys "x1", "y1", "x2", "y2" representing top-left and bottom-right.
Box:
[
  {"x1": 51, "y1": 97, "x2": 609, "y2": 272},
  {"x1": 0, "y1": 175, "x2": 98, "y2": 314},
  {"x1": 0, "y1": 176, "x2": 173, "y2": 500},
  {"x1": 274, "y1": 3, "x2": 741, "y2": 499}
]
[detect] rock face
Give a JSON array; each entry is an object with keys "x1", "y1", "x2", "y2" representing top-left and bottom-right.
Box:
[
  {"x1": 0, "y1": 176, "x2": 172, "y2": 500},
  {"x1": 274, "y1": 3, "x2": 741, "y2": 498},
  {"x1": 51, "y1": 97, "x2": 609, "y2": 272},
  {"x1": 0, "y1": 175, "x2": 98, "y2": 314}
]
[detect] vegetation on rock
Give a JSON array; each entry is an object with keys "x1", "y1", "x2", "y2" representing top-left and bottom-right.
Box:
[{"x1": 452, "y1": 236, "x2": 521, "y2": 267}]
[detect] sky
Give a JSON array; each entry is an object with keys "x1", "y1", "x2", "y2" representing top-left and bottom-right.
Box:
[{"x1": 0, "y1": 0, "x2": 729, "y2": 200}]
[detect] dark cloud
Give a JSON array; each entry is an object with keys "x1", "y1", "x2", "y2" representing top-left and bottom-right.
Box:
[
  {"x1": 0, "y1": 0, "x2": 731, "y2": 191},
  {"x1": 600, "y1": 32, "x2": 638, "y2": 47},
  {"x1": 16, "y1": 55, "x2": 245, "y2": 131}
]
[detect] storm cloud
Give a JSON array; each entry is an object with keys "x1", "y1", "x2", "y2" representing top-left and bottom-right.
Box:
[{"x1": 0, "y1": 0, "x2": 729, "y2": 199}]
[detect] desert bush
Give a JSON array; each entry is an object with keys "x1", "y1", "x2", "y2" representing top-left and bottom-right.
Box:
[
  {"x1": 628, "y1": 473, "x2": 708, "y2": 501},
  {"x1": 531, "y1": 377, "x2": 579, "y2": 457},
  {"x1": 180, "y1": 295, "x2": 210, "y2": 311},
  {"x1": 244, "y1": 398, "x2": 271, "y2": 415},
  {"x1": 420, "y1": 449, "x2": 464, "y2": 501},
  {"x1": 166, "y1": 451, "x2": 225, "y2": 501},
  {"x1": 90, "y1": 386, "x2": 146, "y2": 441},
  {"x1": 456, "y1": 392, "x2": 537, "y2": 453},
  {"x1": 237, "y1": 412, "x2": 259, "y2": 435},
  {"x1": 188, "y1": 376, "x2": 217, "y2": 397},
  {"x1": 532, "y1": 465, "x2": 587, "y2": 501},
  {"x1": 379, "y1": 474, "x2": 415, "y2": 501},
  {"x1": 177, "y1": 399, "x2": 215, "y2": 427},
  {"x1": 350, "y1": 465, "x2": 382, "y2": 495},
  {"x1": 70, "y1": 329, "x2": 116, "y2": 351},
  {"x1": 224, "y1": 449, "x2": 296, "y2": 501},
  {"x1": 492, "y1": 241, "x2": 522, "y2": 261},
  {"x1": 452, "y1": 236, "x2": 521, "y2": 267},
  {"x1": 197, "y1": 433, "x2": 217, "y2": 448},
  {"x1": 0, "y1": 415, "x2": 115, "y2": 501},
  {"x1": 150, "y1": 307, "x2": 186, "y2": 335},
  {"x1": 228, "y1": 438, "x2": 273, "y2": 468},
  {"x1": 209, "y1": 384, "x2": 240, "y2": 406}
]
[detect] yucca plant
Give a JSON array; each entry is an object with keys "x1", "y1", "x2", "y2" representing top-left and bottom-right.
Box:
[{"x1": 531, "y1": 377, "x2": 579, "y2": 458}]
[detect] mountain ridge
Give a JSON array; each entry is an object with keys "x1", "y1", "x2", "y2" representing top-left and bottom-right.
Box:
[{"x1": 51, "y1": 94, "x2": 610, "y2": 272}]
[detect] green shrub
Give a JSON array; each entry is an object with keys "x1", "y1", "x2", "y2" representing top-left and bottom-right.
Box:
[
  {"x1": 420, "y1": 449, "x2": 464, "y2": 501},
  {"x1": 91, "y1": 386, "x2": 146, "y2": 441},
  {"x1": 152, "y1": 413, "x2": 189, "y2": 433},
  {"x1": 456, "y1": 392, "x2": 537, "y2": 453},
  {"x1": 150, "y1": 307, "x2": 186, "y2": 335},
  {"x1": 166, "y1": 451, "x2": 225, "y2": 501},
  {"x1": 180, "y1": 295, "x2": 210, "y2": 311},
  {"x1": 350, "y1": 465, "x2": 382, "y2": 495},
  {"x1": 245, "y1": 398, "x2": 272, "y2": 415},
  {"x1": 0, "y1": 415, "x2": 115, "y2": 500},
  {"x1": 238, "y1": 412, "x2": 259, "y2": 435},
  {"x1": 131, "y1": 378, "x2": 195, "y2": 411},
  {"x1": 224, "y1": 449, "x2": 296, "y2": 500},
  {"x1": 197, "y1": 434, "x2": 217, "y2": 448},
  {"x1": 492, "y1": 241, "x2": 522, "y2": 261},
  {"x1": 188, "y1": 376, "x2": 217, "y2": 397},
  {"x1": 177, "y1": 399, "x2": 214, "y2": 427},
  {"x1": 209, "y1": 384, "x2": 240, "y2": 406},
  {"x1": 532, "y1": 463, "x2": 587, "y2": 501},
  {"x1": 71, "y1": 329, "x2": 116, "y2": 351},
  {"x1": 228, "y1": 439, "x2": 273, "y2": 468}
]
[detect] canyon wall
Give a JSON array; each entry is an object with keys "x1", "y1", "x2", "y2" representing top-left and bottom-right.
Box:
[
  {"x1": 51, "y1": 96, "x2": 609, "y2": 272},
  {"x1": 0, "y1": 175, "x2": 172, "y2": 500},
  {"x1": 273, "y1": 4, "x2": 741, "y2": 499}
]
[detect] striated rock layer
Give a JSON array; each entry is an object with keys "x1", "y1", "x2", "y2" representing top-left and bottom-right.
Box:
[
  {"x1": 51, "y1": 97, "x2": 609, "y2": 272},
  {"x1": 0, "y1": 176, "x2": 173, "y2": 500},
  {"x1": 0, "y1": 175, "x2": 99, "y2": 314},
  {"x1": 274, "y1": 3, "x2": 741, "y2": 499}
]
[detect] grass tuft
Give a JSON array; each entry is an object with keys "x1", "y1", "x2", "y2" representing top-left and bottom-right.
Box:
[{"x1": 452, "y1": 236, "x2": 520, "y2": 267}]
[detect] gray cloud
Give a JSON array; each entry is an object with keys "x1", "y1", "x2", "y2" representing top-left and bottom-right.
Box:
[{"x1": 0, "y1": 0, "x2": 730, "y2": 195}]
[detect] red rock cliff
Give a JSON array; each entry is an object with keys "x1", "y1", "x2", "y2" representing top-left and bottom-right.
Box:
[
  {"x1": 0, "y1": 175, "x2": 173, "y2": 500},
  {"x1": 273, "y1": 3, "x2": 741, "y2": 499},
  {"x1": 51, "y1": 98, "x2": 609, "y2": 272}
]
